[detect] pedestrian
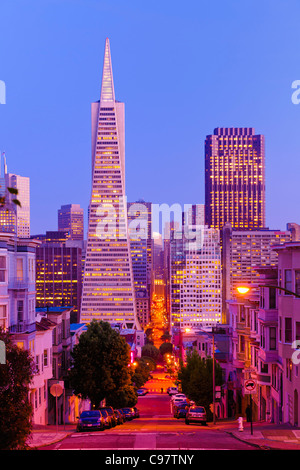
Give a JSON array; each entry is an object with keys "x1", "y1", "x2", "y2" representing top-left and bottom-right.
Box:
[
  {"x1": 245, "y1": 405, "x2": 251, "y2": 422},
  {"x1": 161, "y1": 387, "x2": 163, "y2": 394}
]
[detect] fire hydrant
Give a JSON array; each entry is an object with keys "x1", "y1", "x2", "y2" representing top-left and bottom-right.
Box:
[{"x1": 238, "y1": 416, "x2": 244, "y2": 432}]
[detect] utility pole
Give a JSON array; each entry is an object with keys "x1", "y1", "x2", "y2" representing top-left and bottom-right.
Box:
[{"x1": 213, "y1": 334, "x2": 216, "y2": 425}]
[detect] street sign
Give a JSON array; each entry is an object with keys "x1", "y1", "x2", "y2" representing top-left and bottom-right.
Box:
[{"x1": 244, "y1": 379, "x2": 257, "y2": 395}]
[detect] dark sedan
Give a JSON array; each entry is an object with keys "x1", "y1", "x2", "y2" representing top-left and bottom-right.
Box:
[
  {"x1": 173, "y1": 401, "x2": 190, "y2": 419},
  {"x1": 137, "y1": 388, "x2": 148, "y2": 396},
  {"x1": 76, "y1": 410, "x2": 105, "y2": 432},
  {"x1": 121, "y1": 407, "x2": 135, "y2": 420}
]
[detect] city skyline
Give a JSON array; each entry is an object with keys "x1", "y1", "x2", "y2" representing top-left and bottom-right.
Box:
[
  {"x1": 0, "y1": 1, "x2": 299, "y2": 237},
  {"x1": 2, "y1": 1, "x2": 300, "y2": 443}
]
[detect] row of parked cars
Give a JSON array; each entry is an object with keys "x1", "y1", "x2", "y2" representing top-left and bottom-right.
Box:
[
  {"x1": 76, "y1": 406, "x2": 139, "y2": 432},
  {"x1": 170, "y1": 392, "x2": 207, "y2": 425}
]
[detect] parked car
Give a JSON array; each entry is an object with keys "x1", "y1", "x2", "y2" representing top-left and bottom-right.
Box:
[
  {"x1": 99, "y1": 407, "x2": 118, "y2": 427},
  {"x1": 117, "y1": 408, "x2": 126, "y2": 422},
  {"x1": 173, "y1": 401, "x2": 190, "y2": 419},
  {"x1": 185, "y1": 406, "x2": 207, "y2": 425},
  {"x1": 137, "y1": 388, "x2": 148, "y2": 396},
  {"x1": 98, "y1": 409, "x2": 113, "y2": 428},
  {"x1": 167, "y1": 387, "x2": 178, "y2": 395},
  {"x1": 121, "y1": 407, "x2": 135, "y2": 420},
  {"x1": 171, "y1": 393, "x2": 187, "y2": 404},
  {"x1": 114, "y1": 409, "x2": 124, "y2": 424},
  {"x1": 76, "y1": 410, "x2": 105, "y2": 432},
  {"x1": 171, "y1": 393, "x2": 186, "y2": 401}
]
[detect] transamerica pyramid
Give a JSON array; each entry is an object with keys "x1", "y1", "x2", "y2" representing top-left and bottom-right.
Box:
[{"x1": 80, "y1": 38, "x2": 140, "y2": 329}]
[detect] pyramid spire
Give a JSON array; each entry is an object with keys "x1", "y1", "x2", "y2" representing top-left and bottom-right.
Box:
[{"x1": 100, "y1": 38, "x2": 115, "y2": 103}]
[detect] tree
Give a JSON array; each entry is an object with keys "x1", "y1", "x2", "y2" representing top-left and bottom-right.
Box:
[
  {"x1": 178, "y1": 348, "x2": 223, "y2": 420},
  {"x1": 0, "y1": 186, "x2": 21, "y2": 208},
  {"x1": 0, "y1": 329, "x2": 35, "y2": 450},
  {"x1": 160, "y1": 331, "x2": 171, "y2": 342},
  {"x1": 68, "y1": 320, "x2": 136, "y2": 408},
  {"x1": 131, "y1": 357, "x2": 152, "y2": 389},
  {"x1": 141, "y1": 343, "x2": 160, "y2": 361},
  {"x1": 159, "y1": 342, "x2": 173, "y2": 357}
]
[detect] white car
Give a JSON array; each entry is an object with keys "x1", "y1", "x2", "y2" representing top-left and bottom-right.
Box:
[
  {"x1": 171, "y1": 393, "x2": 186, "y2": 401},
  {"x1": 167, "y1": 387, "x2": 178, "y2": 395},
  {"x1": 171, "y1": 394, "x2": 187, "y2": 405}
]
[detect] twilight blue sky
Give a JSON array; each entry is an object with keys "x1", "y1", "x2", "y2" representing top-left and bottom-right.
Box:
[{"x1": 0, "y1": 0, "x2": 299, "y2": 236}]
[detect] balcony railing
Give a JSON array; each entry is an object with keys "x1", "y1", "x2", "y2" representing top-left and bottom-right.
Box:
[
  {"x1": 9, "y1": 322, "x2": 36, "y2": 334},
  {"x1": 8, "y1": 277, "x2": 32, "y2": 290}
]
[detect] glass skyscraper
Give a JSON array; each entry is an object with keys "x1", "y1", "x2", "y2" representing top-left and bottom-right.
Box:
[{"x1": 205, "y1": 127, "x2": 265, "y2": 230}]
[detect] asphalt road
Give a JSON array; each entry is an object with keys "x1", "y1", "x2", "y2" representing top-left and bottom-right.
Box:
[{"x1": 39, "y1": 394, "x2": 255, "y2": 451}]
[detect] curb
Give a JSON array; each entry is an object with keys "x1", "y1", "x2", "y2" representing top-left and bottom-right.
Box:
[{"x1": 225, "y1": 431, "x2": 272, "y2": 450}]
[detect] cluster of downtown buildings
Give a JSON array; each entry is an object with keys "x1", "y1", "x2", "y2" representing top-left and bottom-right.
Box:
[{"x1": 1, "y1": 37, "x2": 300, "y2": 428}]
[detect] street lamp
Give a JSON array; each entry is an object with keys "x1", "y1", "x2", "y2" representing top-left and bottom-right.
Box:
[
  {"x1": 198, "y1": 328, "x2": 217, "y2": 424},
  {"x1": 237, "y1": 284, "x2": 300, "y2": 298},
  {"x1": 236, "y1": 286, "x2": 250, "y2": 295},
  {"x1": 237, "y1": 282, "x2": 300, "y2": 431}
]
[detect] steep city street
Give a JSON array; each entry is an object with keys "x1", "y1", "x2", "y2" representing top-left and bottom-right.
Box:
[
  {"x1": 38, "y1": 391, "x2": 254, "y2": 450},
  {"x1": 150, "y1": 294, "x2": 168, "y2": 350}
]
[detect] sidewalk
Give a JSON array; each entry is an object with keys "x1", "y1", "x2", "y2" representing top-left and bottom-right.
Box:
[
  {"x1": 27, "y1": 420, "x2": 300, "y2": 450},
  {"x1": 27, "y1": 424, "x2": 75, "y2": 449},
  {"x1": 215, "y1": 419, "x2": 300, "y2": 450}
]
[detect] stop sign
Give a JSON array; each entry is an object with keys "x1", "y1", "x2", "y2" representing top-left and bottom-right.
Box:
[{"x1": 50, "y1": 383, "x2": 64, "y2": 397}]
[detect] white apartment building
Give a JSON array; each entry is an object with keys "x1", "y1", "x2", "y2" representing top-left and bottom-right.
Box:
[
  {"x1": 33, "y1": 321, "x2": 54, "y2": 425},
  {"x1": 174, "y1": 226, "x2": 222, "y2": 329},
  {"x1": 222, "y1": 223, "x2": 291, "y2": 323},
  {"x1": 275, "y1": 241, "x2": 300, "y2": 426},
  {"x1": 0, "y1": 232, "x2": 53, "y2": 425}
]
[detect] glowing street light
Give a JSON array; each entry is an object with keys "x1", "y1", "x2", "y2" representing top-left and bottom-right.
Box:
[
  {"x1": 236, "y1": 286, "x2": 250, "y2": 295},
  {"x1": 237, "y1": 284, "x2": 300, "y2": 298}
]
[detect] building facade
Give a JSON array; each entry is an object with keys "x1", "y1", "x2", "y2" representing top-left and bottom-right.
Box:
[
  {"x1": 170, "y1": 225, "x2": 222, "y2": 329},
  {"x1": 0, "y1": 154, "x2": 30, "y2": 238},
  {"x1": 34, "y1": 231, "x2": 83, "y2": 323},
  {"x1": 58, "y1": 204, "x2": 84, "y2": 241},
  {"x1": 127, "y1": 201, "x2": 152, "y2": 327},
  {"x1": 275, "y1": 241, "x2": 300, "y2": 426},
  {"x1": 0, "y1": 232, "x2": 53, "y2": 425},
  {"x1": 221, "y1": 223, "x2": 291, "y2": 323},
  {"x1": 7, "y1": 173, "x2": 30, "y2": 238}
]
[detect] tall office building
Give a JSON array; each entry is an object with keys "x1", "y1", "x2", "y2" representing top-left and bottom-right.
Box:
[
  {"x1": 7, "y1": 173, "x2": 30, "y2": 238},
  {"x1": 58, "y1": 204, "x2": 84, "y2": 241},
  {"x1": 186, "y1": 204, "x2": 205, "y2": 227},
  {"x1": 0, "y1": 153, "x2": 30, "y2": 237},
  {"x1": 34, "y1": 231, "x2": 83, "y2": 323},
  {"x1": 127, "y1": 201, "x2": 152, "y2": 327},
  {"x1": 80, "y1": 38, "x2": 139, "y2": 329},
  {"x1": 205, "y1": 128, "x2": 265, "y2": 230}
]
